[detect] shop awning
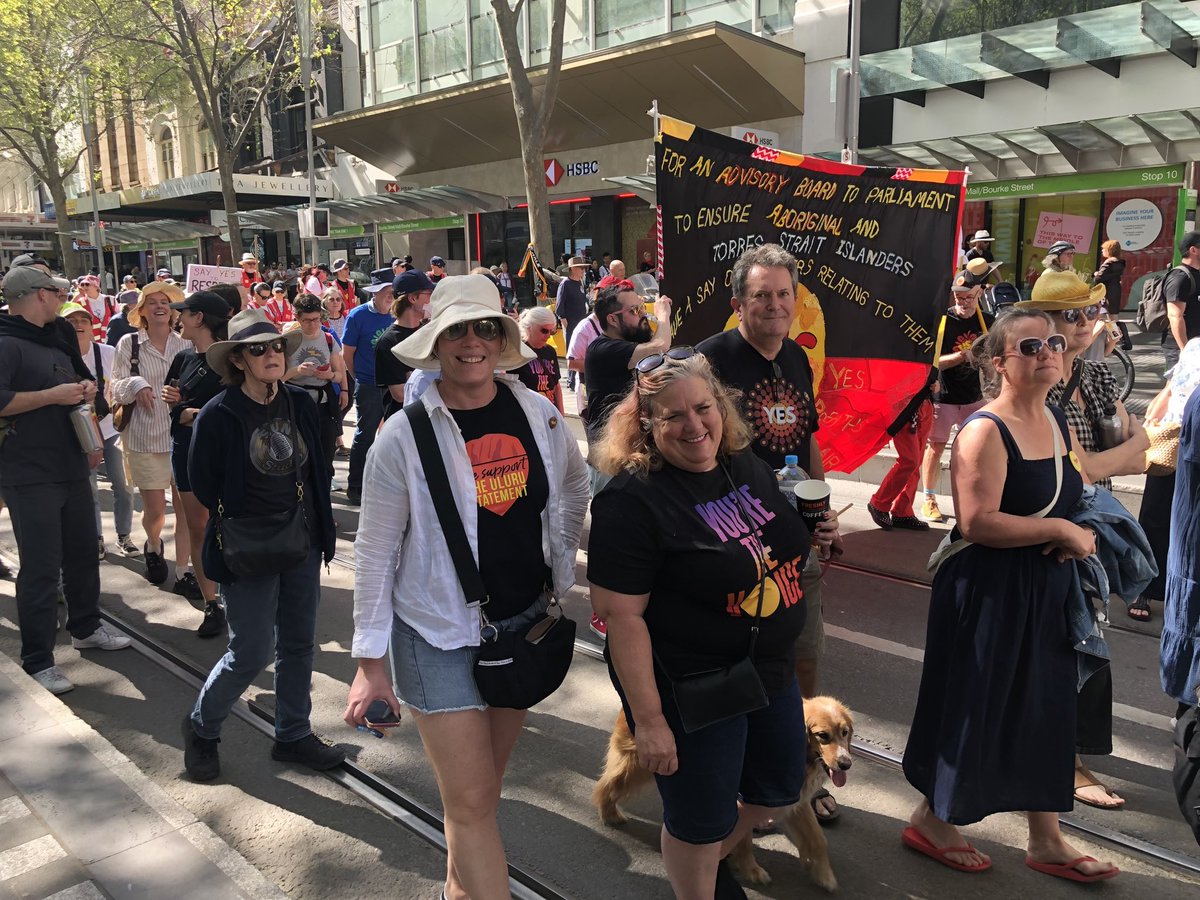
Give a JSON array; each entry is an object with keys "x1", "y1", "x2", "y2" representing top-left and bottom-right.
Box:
[
  {"x1": 313, "y1": 23, "x2": 805, "y2": 177},
  {"x1": 858, "y1": 108, "x2": 1200, "y2": 180},
  {"x1": 60, "y1": 219, "x2": 220, "y2": 246},
  {"x1": 602, "y1": 175, "x2": 657, "y2": 204},
  {"x1": 235, "y1": 185, "x2": 510, "y2": 231},
  {"x1": 852, "y1": 0, "x2": 1200, "y2": 102},
  {"x1": 68, "y1": 172, "x2": 333, "y2": 219}
]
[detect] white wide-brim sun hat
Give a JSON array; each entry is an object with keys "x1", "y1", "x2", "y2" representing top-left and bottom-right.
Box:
[{"x1": 394, "y1": 274, "x2": 534, "y2": 371}]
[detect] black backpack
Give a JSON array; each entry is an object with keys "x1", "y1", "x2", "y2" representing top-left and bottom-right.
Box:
[{"x1": 1137, "y1": 266, "x2": 1196, "y2": 333}]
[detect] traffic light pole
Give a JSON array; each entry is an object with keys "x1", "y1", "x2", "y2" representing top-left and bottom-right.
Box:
[{"x1": 298, "y1": 0, "x2": 319, "y2": 265}]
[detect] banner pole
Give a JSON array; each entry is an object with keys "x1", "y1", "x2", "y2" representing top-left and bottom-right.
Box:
[{"x1": 646, "y1": 99, "x2": 660, "y2": 137}]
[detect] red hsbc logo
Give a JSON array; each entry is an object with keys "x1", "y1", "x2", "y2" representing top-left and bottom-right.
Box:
[
  {"x1": 544, "y1": 159, "x2": 563, "y2": 187},
  {"x1": 384, "y1": 182, "x2": 400, "y2": 193}
]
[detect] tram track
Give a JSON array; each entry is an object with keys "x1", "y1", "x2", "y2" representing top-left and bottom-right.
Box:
[
  {"x1": 96, "y1": 591, "x2": 1200, "y2": 886},
  {"x1": 95, "y1": 606, "x2": 572, "y2": 900}
]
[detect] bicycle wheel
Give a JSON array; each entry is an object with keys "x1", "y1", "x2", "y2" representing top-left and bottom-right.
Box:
[{"x1": 1105, "y1": 347, "x2": 1135, "y2": 402}]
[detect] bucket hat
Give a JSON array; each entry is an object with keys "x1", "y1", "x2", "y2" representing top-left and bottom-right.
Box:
[
  {"x1": 206, "y1": 308, "x2": 302, "y2": 381},
  {"x1": 393, "y1": 274, "x2": 533, "y2": 372},
  {"x1": 1016, "y1": 269, "x2": 1105, "y2": 310},
  {"x1": 58, "y1": 301, "x2": 93, "y2": 320}
]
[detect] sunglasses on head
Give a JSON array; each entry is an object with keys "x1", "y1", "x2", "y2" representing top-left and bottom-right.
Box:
[
  {"x1": 244, "y1": 338, "x2": 289, "y2": 357},
  {"x1": 1057, "y1": 304, "x2": 1102, "y2": 324},
  {"x1": 1009, "y1": 334, "x2": 1067, "y2": 357},
  {"x1": 442, "y1": 318, "x2": 504, "y2": 341},
  {"x1": 635, "y1": 345, "x2": 696, "y2": 378}
]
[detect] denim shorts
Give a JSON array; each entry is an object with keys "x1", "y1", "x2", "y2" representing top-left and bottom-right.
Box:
[
  {"x1": 390, "y1": 596, "x2": 551, "y2": 714},
  {"x1": 614, "y1": 671, "x2": 807, "y2": 845}
]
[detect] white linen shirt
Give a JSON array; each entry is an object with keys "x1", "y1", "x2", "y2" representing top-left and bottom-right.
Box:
[{"x1": 352, "y1": 377, "x2": 589, "y2": 657}]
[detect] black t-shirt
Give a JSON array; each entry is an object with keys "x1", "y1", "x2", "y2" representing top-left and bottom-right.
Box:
[
  {"x1": 588, "y1": 450, "x2": 810, "y2": 694},
  {"x1": 508, "y1": 343, "x2": 560, "y2": 405},
  {"x1": 375, "y1": 323, "x2": 418, "y2": 420},
  {"x1": 240, "y1": 391, "x2": 320, "y2": 543},
  {"x1": 936, "y1": 308, "x2": 993, "y2": 405},
  {"x1": 965, "y1": 247, "x2": 994, "y2": 264},
  {"x1": 1164, "y1": 265, "x2": 1200, "y2": 341},
  {"x1": 167, "y1": 348, "x2": 224, "y2": 441},
  {"x1": 698, "y1": 328, "x2": 819, "y2": 472},
  {"x1": 0, "y1": 331, "x2": 90, "y2": 487},
  {"x1": 449, "y1": 386, "x2": 551, "y2": 620},
  {"x1": 582, "y1": 335, "x2": 637, "y2": 444}
]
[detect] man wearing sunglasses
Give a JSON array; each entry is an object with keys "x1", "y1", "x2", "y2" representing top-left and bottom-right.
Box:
[{"x1": 0, "y1": 266, "x2": 131, "y2": 695}]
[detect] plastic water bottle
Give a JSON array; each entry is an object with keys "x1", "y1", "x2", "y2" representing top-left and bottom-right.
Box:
[
  {"x1": 1097, "y1": 403, "x2": 1123, "y2": 450},
  {"x1": 777, "y1": 455, "x2": 807, "y2": 510}
]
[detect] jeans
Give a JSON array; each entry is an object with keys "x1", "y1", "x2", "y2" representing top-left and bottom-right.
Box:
[
  {"x1": 91, "y1": 434, "x2": 133, "y2": 537},
  {"x1": 348, "y1": 380, "x2": 383, "y2": 493},
  {"x1": 1, "y1": 480, "x2": 102, "y2": 674},
  {"x1": 190, "y1": 547, "x2": 322, "y2": 741}
]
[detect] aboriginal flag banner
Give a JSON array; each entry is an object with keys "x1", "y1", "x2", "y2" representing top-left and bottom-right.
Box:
[{"x1": 656, "y1": 117, "x2": 967, "y2": 473}]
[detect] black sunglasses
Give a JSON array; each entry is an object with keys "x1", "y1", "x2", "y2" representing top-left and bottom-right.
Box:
[
  {"x1": 442, "y1": 318, "x2": 504, "y2": 341},
  {"x1": 636, "y1": 345, "x2": 696, "y2": 378},
  {"x1": 1008, "y1": 334, "x2": 1067, "y2": 357},
  {"x1": 244, "y1": 338, "x2": 289, "y2": 357},
  {"x1": 1057, "y1": 305, "x2": 1102, "y2": 324}
]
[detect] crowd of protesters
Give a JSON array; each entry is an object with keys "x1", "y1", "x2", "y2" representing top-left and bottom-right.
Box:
[{"x1": 2, "y1": 232, "x2": 1200, "y2": 899}]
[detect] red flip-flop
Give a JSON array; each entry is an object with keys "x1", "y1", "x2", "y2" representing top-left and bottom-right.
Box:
[
  {"x1": 901, "y1": 826, "x2": 991, "y2": 873},
  {"x1": 1025, "y1": 856, "x2": 1120, "y2": 883}
]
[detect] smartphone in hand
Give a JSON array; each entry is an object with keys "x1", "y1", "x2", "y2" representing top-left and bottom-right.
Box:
[{"x1": 364, "y1": 698, "x2": 401, "y2": 728}]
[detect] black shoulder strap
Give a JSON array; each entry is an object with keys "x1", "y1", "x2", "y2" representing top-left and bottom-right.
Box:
[
  {"x1": 403, "y1": 402, "x2": 488, "y2": 606},
  {"x1": 1062, "y1": 357, "x2": 1084, "y2": 405},
  {"x1": 92, "y1": 343, "x2": 104, "y2": 388},
  {"x1": 129, "y1": 333, "x2": 140, "y2": 377}
]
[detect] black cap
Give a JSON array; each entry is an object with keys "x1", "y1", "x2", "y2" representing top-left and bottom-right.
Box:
[
  {"x1": 169, "y1": 290, "x2": 230, "y2": 318},
  {"x1": 1179, "y1": 231, "x2": 1200, "y2": 255},
  {"x1": 389, "y1": 257, "x2": 404, "y2": 268},
  {"x1": 272, "y1": 280, "x2": 286, "y2": 291}
]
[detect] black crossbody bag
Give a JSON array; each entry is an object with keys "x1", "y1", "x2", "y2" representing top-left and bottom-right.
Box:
[
  {"x1": 654, "y1": 460, "x2": 770, "y2": 734},
  {"x1": 216, "y1": 388, "x2": 310, "y2": 579},
  {"x1": 404, "y1": 400, "x2": 576, "y2": 710}
]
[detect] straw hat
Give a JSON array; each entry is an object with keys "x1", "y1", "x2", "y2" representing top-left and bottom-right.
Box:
[
  {"x1": 206, "y1": 308, "x2": 302, "y2": 381},
  {"x1": 1016, "y1": 269, "x2": 1105, "y2": 310},
  {"x1": 393, "y1": 274, "x2": 533, "y2": 372}
]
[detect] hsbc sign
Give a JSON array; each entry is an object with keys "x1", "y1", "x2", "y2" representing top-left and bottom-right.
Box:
[
  {"x1": 544, "y1": 158, "x2": 599, "y2": 187},
  {"x1": 732, "y1": 127, "x2": 780, "y2": 149}
]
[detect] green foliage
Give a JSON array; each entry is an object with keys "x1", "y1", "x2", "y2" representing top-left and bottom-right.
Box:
[{"x1": 900, "y1": 0, "x2": 1128, "y2": 46}]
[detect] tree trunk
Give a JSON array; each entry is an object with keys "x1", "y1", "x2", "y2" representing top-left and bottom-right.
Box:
[
  {"x1": 49, "y1": 180, "x2": 81, "y2": 278},
  {"x1": 217, "y1": 150, "x2": 243, "y2": 260},
  {"x1": 520, "y1": 124, "x2": 553, "y2": 266}
]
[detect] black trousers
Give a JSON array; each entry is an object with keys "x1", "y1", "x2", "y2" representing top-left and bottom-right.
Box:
[
  {"x1": 1138, "y1": 471, "x2": 1176, "y2": 602},
  {"x1": 2, "y1": 480, "x2": 102, "y2": 674}
]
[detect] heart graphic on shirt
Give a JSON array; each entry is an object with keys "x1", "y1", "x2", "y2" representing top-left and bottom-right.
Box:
[{"x1": 465, "y1": 433, "x2": 530, "y2": 516}]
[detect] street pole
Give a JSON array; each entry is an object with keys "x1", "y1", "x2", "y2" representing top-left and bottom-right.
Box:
[
  {"x1": 78, "y1": 72, "x2": 107, "y2": 286},
  {"x1": 298, "y1": 0, "x2": 319, "y2": 265},
  {"x1": 845, "y1": 0, "x2": 862, "y2": 164}
]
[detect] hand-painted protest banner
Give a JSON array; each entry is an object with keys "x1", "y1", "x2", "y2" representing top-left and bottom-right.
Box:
[
  {"x1": 656, "y1": 117, "x2": 966, "y2": 473},
  {"x1": 184, "y1": 264, "x2": 243, "y2": 293}
]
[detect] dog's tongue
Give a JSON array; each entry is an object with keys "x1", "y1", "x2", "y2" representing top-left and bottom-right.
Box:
[{"x1": 831, "y1": 769, "x2": 847, "y2": 788}]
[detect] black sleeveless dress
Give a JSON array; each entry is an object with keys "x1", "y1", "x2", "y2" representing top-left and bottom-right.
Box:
[{"x1": 903, "y1": 407, "x2": 1083, "y2": 825}]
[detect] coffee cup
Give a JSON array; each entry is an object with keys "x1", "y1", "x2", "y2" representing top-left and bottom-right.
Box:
[{"x1": 793, "y1": 479, "x2": 831, "y2": 535}]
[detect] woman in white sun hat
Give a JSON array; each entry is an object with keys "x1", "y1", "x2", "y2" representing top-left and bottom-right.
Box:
[{"x1": 345, "y1": 274, "x2": 588, "y2": 900}]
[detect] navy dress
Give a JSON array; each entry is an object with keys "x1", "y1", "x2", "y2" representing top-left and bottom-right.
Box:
[
  {"x1": 1162, "y1": 389, "x2": 1200, "y2": 706},
  {"x1": 903, "y1": 408, "x2": 1083, "y2": 825}
]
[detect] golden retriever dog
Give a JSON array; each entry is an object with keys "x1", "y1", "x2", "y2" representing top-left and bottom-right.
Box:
[{"x1": 592, "y1": 695, "x2": 854, "y2": 891}]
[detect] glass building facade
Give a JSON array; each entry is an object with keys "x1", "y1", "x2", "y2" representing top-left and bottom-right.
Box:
[{"x1": 356, "y1": 0, "x2": 795, "y2": 107}]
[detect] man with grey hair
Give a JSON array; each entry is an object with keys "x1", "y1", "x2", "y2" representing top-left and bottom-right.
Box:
[
  {"x1": 697, "y1": 242, "x2": 844, "y2": 822},
  {"x1": 0, "y1": 266, "x2": 130, "y2": 695}
]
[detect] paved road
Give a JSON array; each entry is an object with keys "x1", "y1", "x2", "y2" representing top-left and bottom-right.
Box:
[{"x1": 1, "y1": 406, "x2": 1197, "y2": 899}]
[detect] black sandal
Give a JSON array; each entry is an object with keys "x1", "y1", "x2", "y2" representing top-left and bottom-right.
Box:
[{"x1": 1127, "y1": 597, "x2": 1152, "y2": 622}]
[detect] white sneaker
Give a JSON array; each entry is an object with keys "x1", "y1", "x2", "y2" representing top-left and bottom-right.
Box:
[
  {"x1": 31, "y1": 666, "x2": 73, "y2": 695},
  {"x1": 72, "y1": 623, "x2": 132, "y2": 651}
]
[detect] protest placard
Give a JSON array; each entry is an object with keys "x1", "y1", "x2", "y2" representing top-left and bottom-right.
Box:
[
  {"x1": 184, "y1": 264, "x2": 243, "y2": 293},
  {"x1": 655, "y1": 117, "x2": 966, "y2": 473}
]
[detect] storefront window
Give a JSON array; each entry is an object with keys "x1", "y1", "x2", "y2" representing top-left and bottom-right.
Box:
[
  {"x1": 529, "y1": 0, "x2": 590, "y2": 66},
  {"x1": 596, "y1": 0, "x2": 665, "y2": 49},
  {"x1": 671, "y1": 0, "x2": 752, "y2": 31},
  {"x1": 759, "y1": 0, "x2": 796, "y2": 34},
  {"x1": 418, "y1": 0, "x2": 469, "y2": 91}
]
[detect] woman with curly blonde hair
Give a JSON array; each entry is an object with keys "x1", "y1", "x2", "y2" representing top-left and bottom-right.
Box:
[{"x1": 587, "y1": 348, "x2": 813, "y2": 898}]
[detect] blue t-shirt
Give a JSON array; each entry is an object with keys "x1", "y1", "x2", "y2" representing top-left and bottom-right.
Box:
[{"x1": 342, "y1": 303, "x2": 393, "y2": 385}]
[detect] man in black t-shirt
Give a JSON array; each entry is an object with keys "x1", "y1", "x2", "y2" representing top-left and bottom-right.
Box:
[
  {"x1": 583, "y1": 283, "x2": 673, "y2": 475},
  {"x1": 1165, "y1": 232, "x2": 1200, "y2": 371},
  {"x1": 920, "y1": 277, "x2": 994, "y2": 524},
  {"x1": 696, "y1": 243, "x2": 842, "y2": 820},
  {"x1": 375, "y1": 270, "x2": 434, "y2": 419}
]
